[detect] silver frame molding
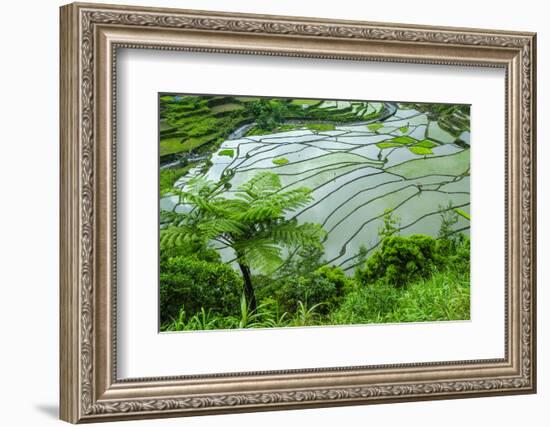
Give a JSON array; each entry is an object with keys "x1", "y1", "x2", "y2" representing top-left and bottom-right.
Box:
[{"x1": 60, "y1": 2, "x2": 537, "y2": 423}]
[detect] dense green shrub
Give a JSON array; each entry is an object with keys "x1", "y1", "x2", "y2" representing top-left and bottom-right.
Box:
[
  {"x1": 244, "y1": 99, "x2": 290, "y2": 131},
  {"x1": 206, "y1": 96, "x2": 239, "y2": 108},
  {"x1": 257, "y1": 265, "x2": 352, "y2": 314},
  {"x1": 356, "y1": 234, "x2": 441, "y2": 287},
  {"x1": 160, "y1": 256, "x2": 242, "y2": 324},
  {"x1": 257, "y1": 274, "x2": 334, "y2": 314},
  {"x1": 159, "y1": 242, "x2": 221, "y2": 264},
  {"x1": 161, "y1": 262, "x2": 471, "y2": 331},
  {"x1": 315, "y1": 265, "x2": 355, "y2": 296}
]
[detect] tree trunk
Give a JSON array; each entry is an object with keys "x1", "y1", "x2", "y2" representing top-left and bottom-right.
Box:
[{"x1": 238, "y1": 262, "x2": 257, "y2": 312}]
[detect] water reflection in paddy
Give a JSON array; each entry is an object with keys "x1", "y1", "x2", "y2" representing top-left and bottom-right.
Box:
[{"x1": 162, "y1": 106, "x2": 470, "y2": 273}]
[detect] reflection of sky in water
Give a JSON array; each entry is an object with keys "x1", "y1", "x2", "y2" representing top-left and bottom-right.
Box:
[{"x1": 162, "y1": 107, "x2": 470, "y2": 273}]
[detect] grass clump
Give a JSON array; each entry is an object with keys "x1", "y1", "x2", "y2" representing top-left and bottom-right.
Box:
[
  {"x1": 384, "y1": 268, "x2": 470, "y2": 322},
  {"x1": 332, "y1": 266, "x2": 470, "y2": 324}
]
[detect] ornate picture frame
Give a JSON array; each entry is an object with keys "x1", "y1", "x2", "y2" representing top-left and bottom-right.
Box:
[{"x1": 60, "y1": 2, "x2": 536, "y2": 423}]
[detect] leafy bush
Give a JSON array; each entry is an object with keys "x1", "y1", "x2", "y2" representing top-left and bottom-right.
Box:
[
  {"x1": 258, "y1": 274, "x2": 334, "y2": 314},
  {"x1": 316, "y1": 265, "x2": 355, "y2": 296},
  {"x1": 246, "y1": 99, "x2": 289, "y2": 131},
  {"x1": 257, "y1": 265, "x2": 351, "y2": 314},
  {"x1": 159, "y1": 242, "x2": 221, "y2": 264},
  {"x1": 356, "y1": 234, "x2": 441, "y2": 287},
  {"x1": 160, "y1": 256, "x2": 242, "y2": 324},
  {"x1": 162, "y1": 263, "x2": 471, "y2": 331}
]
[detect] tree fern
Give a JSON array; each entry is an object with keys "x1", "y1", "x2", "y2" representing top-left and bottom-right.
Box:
[
  {"x1": 268, "y1": 221, "x2": 326, "y2": 247},
  {"x1": 238, "y1": 239, "x2": 283, "y2": 273},
  {"x1": 238, "y1": 171, "x2": 281, "y2": 198},
  {"x1": 160, "y1": 225, "x2": 201, "y2": 249},
  {"x1": 161, "y1": 171, "x2": 325, "y2": 310}
]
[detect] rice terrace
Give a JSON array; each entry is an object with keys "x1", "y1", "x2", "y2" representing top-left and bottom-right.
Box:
[{"x1": 159, "y1": 94, "x2": 471, "y2": 331}]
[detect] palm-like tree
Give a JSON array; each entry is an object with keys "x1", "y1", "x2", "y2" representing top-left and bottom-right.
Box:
[{"x1": 161, "y1": 171, "x2": 325, "y2": 310}]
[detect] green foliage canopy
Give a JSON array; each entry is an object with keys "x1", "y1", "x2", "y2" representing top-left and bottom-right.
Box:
[
  {"x1": 160, "y1": 255, "x2": 242, "y2": 324},
  {"x1": 160, "y1": 171, "x2": 326, "y2": 308},
  {"x1": 161, "y1": 171, "x2": 324, "y2": 272},
  {"x1": 356, "y1": 234, "x2": 441, "y2": 287}
]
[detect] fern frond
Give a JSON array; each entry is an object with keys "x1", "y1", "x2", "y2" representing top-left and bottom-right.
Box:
[
  {"x1": 185, "y1": 175, "x2": 213, "y2": 194},
  {"x1": 267, "y1": 221, "x2": 326, "y2": 246},
  {"x1": 236, "y1": 171, "x2": 282, "y2": 199},
  {"x1": 160, "y1": 225, "x2": 199, "y2": 249},
  {"x1": 159, "y1": 209, "x2": 182, "y2": 226},
  {"x1": 215, "y1": 198, "x2": 250, "y2": 214},
  {"x1": 234, "y1": 238, "x2": 283, "y2": 273},
  {"x1": 237, "y1": 203, "x2": 282, "y2": 222},
  {"x1": 197, "y1": 217, "x2": 243, "y2": 238},
  {"x1": 161, "y1": 171, "x2": 323, "y2": 273},
  {"x1": 268, "y1": 187, "x2": 313, "y2": 212}
]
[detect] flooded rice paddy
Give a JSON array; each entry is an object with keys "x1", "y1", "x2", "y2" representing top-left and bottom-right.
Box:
[{"x1": 161, "y1": 103, "x2": 470, "y2": 273}]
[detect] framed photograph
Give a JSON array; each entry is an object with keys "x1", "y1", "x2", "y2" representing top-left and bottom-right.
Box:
[{"x1": 60, "y1": 2, "x2": 537, "y2": 423}]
